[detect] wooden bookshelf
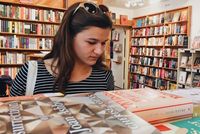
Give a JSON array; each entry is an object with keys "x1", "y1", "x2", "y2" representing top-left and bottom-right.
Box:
[
  {"x1": 0, "y1": 0, "x2": 66, "y2": 79},
  {"x1": 0, "y1": 0, "x2": 67, "y2": 9},
  {"x1": 0, "y1": 64, "x2": 23, "y2": 67},
  {"x1": 0, "y1": 32, "x2": 55, "y2": 38},
  {"x1": 129, "y1": 6, "x2": 191, "y2": 90}
]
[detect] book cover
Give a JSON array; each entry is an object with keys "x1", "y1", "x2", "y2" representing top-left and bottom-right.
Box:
[
  {"x1": 0, "y1": 92, "x2": 160, "y2": 134},
  {"x1": 103, "y1": 88, "x2": 193, "y2": 124},
  {"x1": 186, "y1": 56, "x2": 192, "y2": 68},
  {"x1": 180, "y1": 24, "x2": 187, "y2": 34},
  {"x1": 169, "y1": 82, "x2": 177, "y2": 90},
  {"x1": 112, "y1": 30, "x2": 120, "y2": 41},
  {"x1": 165, "y1": 13, "x2": 173, "y2": 23},
  {"x1": 172, "y1": 12, "x2": 181, "y2": 22},
  {"x1": 192, "y1": 74, "x2": 200, "y2": 87},
  {"x1": 111, "y1": 12, "x2": 116, "y2": 24},
  {"x1": 163, "y1": 88, "x2": 200, "y2": 117},
  {"x1": 180, "y1": 56, "x2": 188, "y2": 67},
  {"x1": 180, "y1": 10, "x2": 188, "y2": 21},
  {"x1": 163, "y1": 88, "x2": 200, "y2": 103},
  {"x1": 155, "y1": 117, "x2": 200, "y2": 134},
  {"x1": 194, "y1": 57, "x2": 200, "y2": 68},
  {"x1": 186, "y1": 74, "x2": 192, "y2": 86},
  {"x1": 179, "y1": 71, "x2": 187, "y2": 85},
  {"x1": 120, "y1": 15, "x2": 129, "y2": 25},
  {"x1": 183, "y1": 36, "x2": 188, "y2": 47},
  {"x1": 192, "y1": 36, "x2": 200, "y2": 49}
]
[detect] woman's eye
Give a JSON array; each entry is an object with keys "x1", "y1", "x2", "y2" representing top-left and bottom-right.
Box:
[
  {"x1": 102, "y1": 42, "x2": 106, "y2": 45},
  {"x1": 87, "y1": 41, "x2": 96, "y2": 45}
]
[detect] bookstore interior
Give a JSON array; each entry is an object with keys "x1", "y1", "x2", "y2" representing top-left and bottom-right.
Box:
[{"x1": 0, "y1": 0, "x2": 200, "y2": 133}]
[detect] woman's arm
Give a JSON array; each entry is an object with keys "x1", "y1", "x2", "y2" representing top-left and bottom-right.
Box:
[
  {"x1": 106, "y1": 70, "x2": 114, "y2": 90},
  {"x1": 10, "y1": 62, "x2": 29, "y2": 96}
]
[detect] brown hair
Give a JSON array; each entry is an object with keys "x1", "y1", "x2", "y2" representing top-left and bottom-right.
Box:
[{"x1": 43, "y1": 2, "x2": 113, "y2": 93}]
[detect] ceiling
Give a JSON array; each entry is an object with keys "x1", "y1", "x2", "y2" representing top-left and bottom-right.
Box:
[{"x1": 103, "y1": 0, "x2": 169, "y2": 9}]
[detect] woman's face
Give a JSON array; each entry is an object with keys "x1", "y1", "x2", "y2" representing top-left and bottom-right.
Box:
[{"x1": 73, "y1": 26, "x2": 110, "y2": 66}]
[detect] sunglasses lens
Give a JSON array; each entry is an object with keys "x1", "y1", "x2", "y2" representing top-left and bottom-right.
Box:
[
  {"x1": 99, "y1": 5, "x2": 109, "y2": 13},
  {"x1": 84, "y1": 3, "x2": 97, "y2": 14}
]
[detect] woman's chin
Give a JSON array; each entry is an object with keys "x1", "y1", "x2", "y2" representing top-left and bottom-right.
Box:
[{"x1": 87, "y1": 60, "x2": 97, "y2": 66}]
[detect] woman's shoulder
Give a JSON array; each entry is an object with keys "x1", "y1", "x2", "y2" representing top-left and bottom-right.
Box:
[{"x1": 25, "y1": 60, "x2": 45, "y2": 67}]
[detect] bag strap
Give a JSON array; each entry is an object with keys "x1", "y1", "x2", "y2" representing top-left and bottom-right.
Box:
[{"x1": 26, "y1": 61, "x2": 38, "y2": 96}]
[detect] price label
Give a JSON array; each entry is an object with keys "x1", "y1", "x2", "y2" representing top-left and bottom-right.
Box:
[
  {"x1": 186, "y1": 68, "x2": 191, "y2": 71},
  {"x1": 192, "y1": 69, "x2": 197, "y2": 72}
]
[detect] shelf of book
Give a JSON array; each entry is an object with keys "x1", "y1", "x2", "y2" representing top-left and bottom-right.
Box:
[
  {"x1": 0, "y1": 64, "x2": 23, "y2": 67},
  {"x1": 129, "y1": 6, "x2": 191, "y2": 90},
  {"x1": 0, "y1": 32, "x2": 55, "y2": 38},
  {"x1": 0, "y1": 48, "x2": 50, "y2": 52},
  {"x1": 177, "y1": 49, "x2": 200, "y2": 89},
  {"x1": 0, "y1": 0, "x2": 67, "y2": 11},
  {"x1": 0, "y1": 16, "x2": 61, "y2": 25},
  {"x1": 0, "y1": 0, "x2": 66, "y2": 79}
]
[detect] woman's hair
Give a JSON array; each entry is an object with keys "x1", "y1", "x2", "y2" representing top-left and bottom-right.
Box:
[{"x1": 43, "y1": 2, "x2": 113, "y2": 93}]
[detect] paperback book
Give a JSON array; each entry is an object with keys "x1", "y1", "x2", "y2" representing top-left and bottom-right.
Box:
[
  {"x1": 180, "y1": 56, "x2": 188, "y2": 67},
  {"x1": 103, "y1": 88, "x2": 193, "y2": 124},
  {"x1": 178, "y1": 71, "x2": 187, "y2": 85},
  {"x1": 0, "y1": 92, "x2": 160, "y2": 134},
  {"x1": 163, "y1": 88, "x2": 200, "y2": 117}
]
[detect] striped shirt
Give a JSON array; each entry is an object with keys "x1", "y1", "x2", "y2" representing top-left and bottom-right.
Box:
[{"x1": 10, "y1": 61, "x2": 114, "y2": 96}]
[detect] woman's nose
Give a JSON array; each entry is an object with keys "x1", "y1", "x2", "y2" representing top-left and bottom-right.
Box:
[{"x1": 94, "y1": 43, "x2": 104, "y2": 55}]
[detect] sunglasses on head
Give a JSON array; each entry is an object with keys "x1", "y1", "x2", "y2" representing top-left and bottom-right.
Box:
[{"x1": 72, "y1": 2, "x2": 109, "y2": 16}]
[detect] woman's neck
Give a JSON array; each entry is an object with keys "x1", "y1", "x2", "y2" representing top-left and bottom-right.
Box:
[{"x1": 69, "y1": 62, "x2": 92, "y2": 82}]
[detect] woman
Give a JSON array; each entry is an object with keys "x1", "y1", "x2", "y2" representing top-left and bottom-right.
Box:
[{"x1": 10, "y1": 2, "x2": 114, "y2": 96}]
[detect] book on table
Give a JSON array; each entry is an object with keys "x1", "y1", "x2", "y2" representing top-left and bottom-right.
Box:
[
  {"x1": 103, "y1": 88, "x2": 193, "y2": 124},
  {"x1": 163, "y1": 88, "x2": 200, "y2": 117},
  {"x1": 155, "y1": 117, "x2": 200, "y2": 134},
  {"x1": 0, "y1": 92, "x2": 160, "y2": 134}
]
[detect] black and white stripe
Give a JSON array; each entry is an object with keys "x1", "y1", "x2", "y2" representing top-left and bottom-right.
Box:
[{"x1": 10, "y1": 61, "x2": 114, "y2": 96}]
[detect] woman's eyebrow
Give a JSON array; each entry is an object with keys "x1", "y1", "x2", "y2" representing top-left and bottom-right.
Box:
[{"x1": 87, "y1": 38, "x2": 109, "y2": 42}]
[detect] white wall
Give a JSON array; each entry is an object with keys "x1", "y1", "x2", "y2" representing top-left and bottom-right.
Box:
[
  {"x1": 131, "y1": 0, "x2": 188, "y2": 17},
  {"x1": 109, "y1": 6, "x2": 134, "y2": 19},
  {"x1": 188, "y1": 0, "x2": 200, "y2": 42}
]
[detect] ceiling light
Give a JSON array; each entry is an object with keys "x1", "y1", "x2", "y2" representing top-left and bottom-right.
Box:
[
  {"x1": 125, "y1": 1, "x2": 131, "y2": 8},
  {"x1": 125, "y1": 0, "x2": 145, "y2": 8}
]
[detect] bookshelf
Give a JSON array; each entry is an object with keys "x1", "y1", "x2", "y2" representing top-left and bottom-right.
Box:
[
  {"x1": 129, "y1": 6, "x2": 191, "y2": 90},
  {"x1": 177, "y1": 49, "x2": 200, "y2": 89},
  {"x1": 0, "y1": 0, "x2": 66, "y2": 79}
]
